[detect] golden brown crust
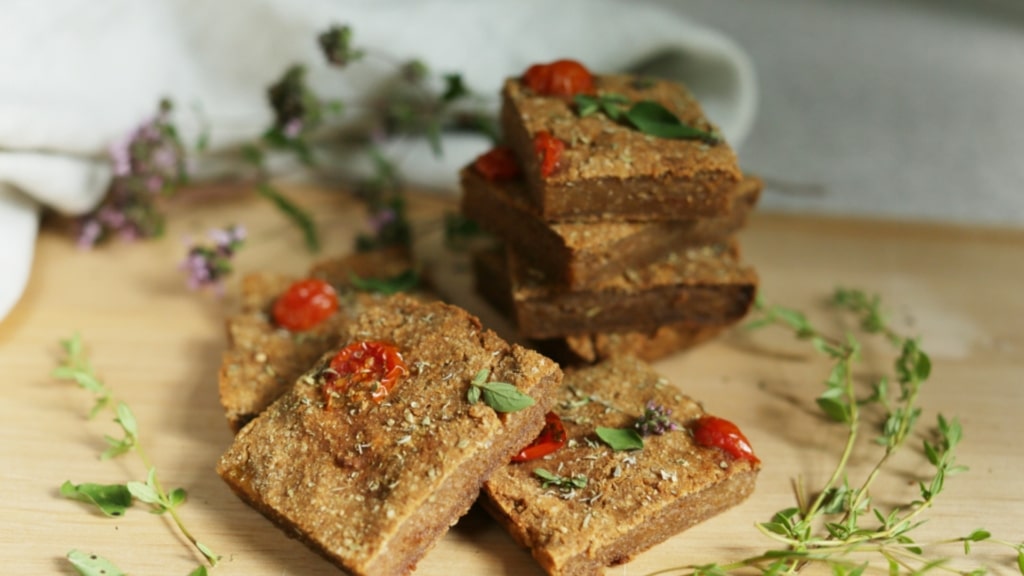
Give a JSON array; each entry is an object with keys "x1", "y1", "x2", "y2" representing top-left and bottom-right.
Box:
[
  {"x1": 217, "y1": 295, "x2": 563, "y2": 576},
  {"x1": 482, "y1": 356, "x2": 760, "y2": 576},
  {"x1": 502, "y1": 75, "x2": 742, "y2": 221},
  {"x1": 218, "y1": 249, "x2": 424, "y2": 432}
]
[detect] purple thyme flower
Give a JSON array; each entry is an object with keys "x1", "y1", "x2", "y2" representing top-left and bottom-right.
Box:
[
  {"x1": 76, "y1": 219, "x2": 103, "y2": 250},
  {"x1": 635, "y1": 401, "x2": 681, "y2": 436},
  {"x1": 78, "y1": 100, "x2": 188, "y2": 249},
  {"x1": 283, "y1": 118, "x2": 304, "y2": 139},
  {"x1": 180, "y1": 225, "x2": 246, "y2": 292},
  {"x1": 368, "y1": 208, "x2": 396, "y2": 235}
]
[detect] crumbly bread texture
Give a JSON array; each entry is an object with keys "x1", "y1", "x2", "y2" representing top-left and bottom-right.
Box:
[
  {"x1": 461, "y1": 167, "x2": 761, "y2": 289},
  {"x1": 471, "y1": 246, "x2": 725, "y2": 365},
  {"x1": 505, "y1": 242, "x2": 757, "y2": 339},
  {"x1": 502, "y1": 74, "x2": 742, "y2": 221},
  {"x1": 219, "y1": 248, "x2": 424, "y2": 432},
  {"x1": 217, "y1": 295, "x2": 563, "y2": 576},
  {"x1": 482, "y1": 356, "x2": 760, "y2": 576}
]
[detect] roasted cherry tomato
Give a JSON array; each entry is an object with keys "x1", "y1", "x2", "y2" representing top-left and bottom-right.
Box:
[
  {"x1": 272, "y1": 278, "x2": 339, "y2": 331},
  {"x1": 323, "y1": 341, "x2": 408, "y2": 408},
  {"x1": 533, "y1": 131, "x2": 565, "y2": 178},
  {"x1": 511, "y1": 412, "x2": 567, "y2": 462},
  {"x1": 473, "y1": 146, "x2": 521, "y2": 180},
  {"x1": 691, "y1": 415, "x2": 760, "y2": 464},
  {"x1": 522, "y1": 59, "x2": 594, "y2": 97}
]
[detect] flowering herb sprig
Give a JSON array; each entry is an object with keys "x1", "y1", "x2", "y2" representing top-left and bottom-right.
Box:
[
  {"x1": 636, "y1": 401, "x2": 681, "y2": 436},
  {"x1": 75, "y1": 24, "x2": 494, "y2": 258},
  {"x1": 180, "y1": 224, "x2": 246, "y2": 292},
  {"x1": 53, "y1": 334, "x2": 218, "y2": 575},
  {"x1": 644, "y1": 288, "x2": 1024, "y2": 576},
  {"x1": 77, "y1": 100, "x2": 187, "y2": 249}
]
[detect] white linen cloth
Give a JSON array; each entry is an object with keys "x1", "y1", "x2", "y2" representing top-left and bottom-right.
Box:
[{"x1": 0, "y1": 0, "x2": 756, "y2": 323}]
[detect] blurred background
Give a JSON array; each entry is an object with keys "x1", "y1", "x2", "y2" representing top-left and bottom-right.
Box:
[{"x1": 661, "y1": 0, "x2": 1024, "y2": 227}]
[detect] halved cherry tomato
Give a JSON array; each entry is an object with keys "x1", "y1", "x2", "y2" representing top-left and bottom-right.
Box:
[
  {"x1": 533, "y1": 131, "x2": 565, "y2": 178},
  {"x1": 522, "y1": 59, "x2": 594, "y2": 97},
  {"x1": 322, "y1": 341, "x2": 408, "y2": 408},
  {"x1": 272, "y1": 278, "x2": 339, "y2": 331},
  {"x1": 473, "y1": 146, "x2": 521, "y2": 180},
  {"x1": 691, "y1": 415, "x2": 760, "y2": 464},
  {"x1": 511, "y1": 412, "x2": 567, "y2": 462}
]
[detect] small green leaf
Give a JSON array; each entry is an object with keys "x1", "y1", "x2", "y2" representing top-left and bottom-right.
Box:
[
  {"x1": 820, "y1": 485, "x2": 850, "y2": 514},
  {"x1": 472, "y1": 369, "x2": 489, "y2": 386},
  {"x1": 533, "y1": 468, "x2": 559, "y2": 483},
  {"x1": 623, "y1": 100, "x2": 719, "y2": 142},
  {"x1": 188, "y1": 567, "x2": 209, "y2": 576},
  {"x1": 479, "y1": 382, "x2": 535, "y2": 413},
  {"x1": 195, "y1": 541, "x2": 220, "y2": 565},
  {"x1": 114, "y1": 403, "x2": 138, "y2": 439},
  {"x1": 466, "y1": 385, "x2": 480, "y2": 405},
  {"x1": 126, "y1": 480, "x2": 161, "y2": 506},
  {"x1": 594, "y1": 426, "x2": 644, "y2": 451},
  {"x1": 896, "y1": 534, "x2": 923, "y2": 555},
  {"x1": 817, "y1": 395, "x2": 850, "y2": 423},
  {"x1": 574, "y1": 95, "x2": 601, "y2": 117},
  {"x1": 441, "y1": 73, "x2": 469, "y2": 103},
  {"x1": 1016, "y1": 549, "x2": 1024, "y2": 575},
  {"x1": 67, "y1": 550, "x2": 126, "y2": 576},
  {"x1": 349, "y1": 269, "x2": 419, "y2": 295},
  {"x1": 168, "y1": 487, "x2": 188, "y2": 508},
  {"x1": 759, "y1": 521, "x2": 791, "y2": 536},
  {"x1": 100, "y1": 435, "x2": 133, "y2": 460},
  {"x1": 533, "y1": 468, "x2": 587, "y2": 491},
  {"x1": 60, "y1": 481, "x2": 133, "y2": 517}
]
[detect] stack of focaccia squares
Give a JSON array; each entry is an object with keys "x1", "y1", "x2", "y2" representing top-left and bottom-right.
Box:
[{"x1": 461, "y1": 59, "x2": 761, "y2": 364}]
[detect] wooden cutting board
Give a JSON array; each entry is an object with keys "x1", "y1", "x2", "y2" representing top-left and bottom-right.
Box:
[{"x1": 2, "y1": 183, "x2": 1022, "y2": 576}]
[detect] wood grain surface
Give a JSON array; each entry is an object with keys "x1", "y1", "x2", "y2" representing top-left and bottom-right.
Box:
[{"x1": 2, "y1": 183, "x2": 1022, "y2": 576}]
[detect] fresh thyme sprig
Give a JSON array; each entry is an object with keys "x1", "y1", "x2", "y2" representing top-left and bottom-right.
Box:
[
  {"x1": 534, "y1": 468, "x2": 588, "y2": 492},
  {"x1": 53, "y1": 334, "x2": 219, "y2": 574},
  {"x1": 644, "y1": 288, "x2": 1024, "y2": 576}
]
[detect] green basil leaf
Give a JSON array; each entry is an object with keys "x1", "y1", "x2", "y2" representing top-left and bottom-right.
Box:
[
  {"x1": 573, "y1": 95, "x2": 601, "y2": 117},
  {"x1": 188, "y1": 567, "x2": 209, "y2": 576},
  {"x1": 595, "y1": 426, "x2": 644, "y2": 451},
  {"x1": 67, "y1": 550, "x2": 127, "y2": 576},
  {"x1": 466, "y1": 385, "x2": 481, "y2": 405},
  {"x1": 349, "y1": 269, "x2": 419, "y2": 295},
  {"x1": 60, "y1": 481, "x2": 133, "y2": 517},
  {"x1": 623, "y1": 100, "x2": 719, "y2": 143},
  {"x1": 479, "y1": 382, "x2": 535, "y2": 413}
]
